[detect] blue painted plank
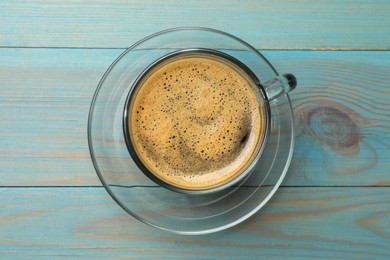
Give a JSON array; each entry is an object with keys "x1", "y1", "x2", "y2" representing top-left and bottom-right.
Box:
[
  {"x1": 0, "y1": 187, "x2": 388, "y2": 258},
  {"x1": 0, "y1": 0, "x2": 389, "y2": 49},
  {"x1": 0, "y1": 49, "x2": 389, "y2": 186},
  {"x1": 266, "y1": 51, "x2": 390, "y2": 186}
]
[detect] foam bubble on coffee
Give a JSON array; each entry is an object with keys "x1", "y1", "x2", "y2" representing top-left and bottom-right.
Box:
[{"x1": 130, "y1": 54, "x2": 267, "y2": 190}]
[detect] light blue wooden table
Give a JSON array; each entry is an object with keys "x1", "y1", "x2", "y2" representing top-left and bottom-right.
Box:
[{"x1": 1, "y1": 1, "x2": 389, "y2": 258}]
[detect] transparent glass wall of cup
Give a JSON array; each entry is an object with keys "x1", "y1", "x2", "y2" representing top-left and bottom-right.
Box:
[
  {"x1": 123, "y1": 48, "x2": 296, "y2": 194},
  {"x1": 88, "y1": 27, "x2": 297, "y2": 234}
]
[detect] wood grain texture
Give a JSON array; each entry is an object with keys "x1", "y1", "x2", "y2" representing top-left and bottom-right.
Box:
[
  {"x1": 276, "y1": 51, "x2": 390, "y2": 186},
  {"x1": 0, "y1": 49, "x2": 389, "y2": 186},
  {"x1": 1, "y1": 0, "x2": 389, "y2": 49},
  {"x1": 0, "y1": 187, "x2": 388, "y2": 258},
  {"x1": 1, "y1": 0, "x2": 389, "y2": 258}
]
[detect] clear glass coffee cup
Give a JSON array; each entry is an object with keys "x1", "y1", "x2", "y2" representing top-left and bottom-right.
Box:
[{"x1": 123, "y1": 36, "x2": 297, "y2": 195}]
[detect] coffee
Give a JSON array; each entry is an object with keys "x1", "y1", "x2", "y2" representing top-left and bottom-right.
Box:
[{"x1": 128, "y1": 52, "x2": 267, "y2": 191}]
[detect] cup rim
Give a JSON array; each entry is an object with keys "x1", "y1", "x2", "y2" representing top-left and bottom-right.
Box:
[{"x1": 123, "y1": 48, "x2": 271, "y2": 194}]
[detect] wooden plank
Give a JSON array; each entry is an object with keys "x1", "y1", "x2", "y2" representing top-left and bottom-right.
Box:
[
  {"x1": 1, "y1": 0, "x2": 389, "y2": 49},
  {"x1": 0, "y1": 187, "x2": 388, "y2": 258},
  {"x1": 0, "y1": 48, "x2": 119, "y2": 102},
  {"x1": 0, "y1": 49, "x2": 389, "y2": 186},
  {"x1": 271, "y1": 51, "x2": 390, "y2": 186}
]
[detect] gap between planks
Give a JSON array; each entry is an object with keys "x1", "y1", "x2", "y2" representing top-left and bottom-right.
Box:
[
  {"x1": 0, "y1": 185, "x2": 389, "y2": 188},
  {"x1": 0, "y1": 46, "x2": 390, "y2": 51}
]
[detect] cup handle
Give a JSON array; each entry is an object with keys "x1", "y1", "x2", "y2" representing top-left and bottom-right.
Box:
[{"x1": 262, "y1": 73, "x2": 297, "y2": 101}]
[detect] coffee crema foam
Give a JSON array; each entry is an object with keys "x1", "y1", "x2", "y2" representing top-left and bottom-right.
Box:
[{"x1": 129, "y1": 53, "x2": 267, "y2": 190}]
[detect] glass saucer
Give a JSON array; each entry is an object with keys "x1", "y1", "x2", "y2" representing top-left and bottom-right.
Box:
[{"x1": 88, "y1": 28, "x2": 294, "y2": 235}]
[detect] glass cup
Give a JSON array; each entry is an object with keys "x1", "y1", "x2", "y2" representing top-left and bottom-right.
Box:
[{"x1": 123, "y1": 47, "x2": 296, "y2": 194}]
